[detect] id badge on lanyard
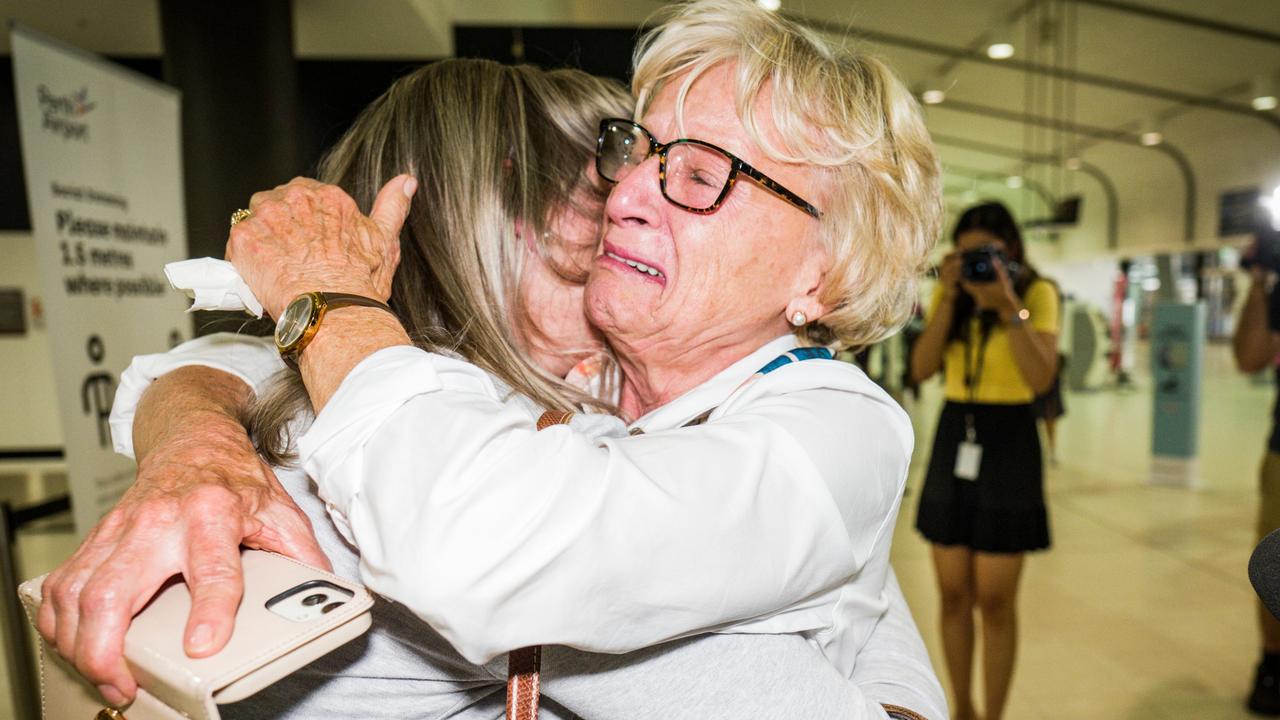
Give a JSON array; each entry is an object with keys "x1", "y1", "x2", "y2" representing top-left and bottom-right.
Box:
[
  {"x1": 955, "y1": 413, "x2": 982, "y2": 481},
  {"x1": 955, "y1": 315, "x2": 995, "y2": 481}
]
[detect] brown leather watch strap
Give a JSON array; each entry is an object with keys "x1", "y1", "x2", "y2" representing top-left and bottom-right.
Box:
[
  {"x1": 504, "y1": 410, "x2": 574, "y2": 720},
  {"x1": 277, "y1": 292, "x2": 394, "y2": 369},
  {"x1": 319, "y1": 292, "x2": 393, "y2": 312}
]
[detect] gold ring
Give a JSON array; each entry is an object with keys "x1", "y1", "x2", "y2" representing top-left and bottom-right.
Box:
[{"x1": 230, "y1": 208, "x2": 252, "y2": 227}]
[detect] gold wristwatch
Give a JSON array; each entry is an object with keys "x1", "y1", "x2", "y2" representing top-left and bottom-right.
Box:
[{"x1": 274, "y1": 292, "x2": 393, "y2": 369}]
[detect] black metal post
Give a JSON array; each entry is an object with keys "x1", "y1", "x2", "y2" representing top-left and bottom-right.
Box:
[{"x1": 1, "y1": 501, "x2": 41, "y2": 720}]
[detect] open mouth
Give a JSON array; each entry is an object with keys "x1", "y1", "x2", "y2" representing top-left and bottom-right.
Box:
[{"x1": 603, "y1": 250, "x2": 665, "y2": 279}]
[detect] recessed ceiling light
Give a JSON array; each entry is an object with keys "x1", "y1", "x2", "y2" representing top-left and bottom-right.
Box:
[
  {"x1": 1006, "y1": 175, "x2": 1024, "y2": 189},
  {"x1": 986, "y1": 42, "x2": 1015, "y2": 60},
  {"x1": 1253, "y1": 76, "x2": 1278, "y2": 112},
  {"x1": 922, "y1": 89, "x2": 946, "y2": 105},
  {"x1": 1140, "y1": 131, "x2": 1163, "y2": 146},
  {"x1": 1065, "y1": 157, "x2": 1082, "y2": 171},
  {"x1": 986, "y1": 22, "x2": 1015, "y2": 60},
  {"x1": 756, "y1": 0, "x2": 781, "y2": 11}
]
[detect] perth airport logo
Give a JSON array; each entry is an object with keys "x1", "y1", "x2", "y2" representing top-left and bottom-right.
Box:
[{"x1": 38, "y1": 84, "x2": 96, "y2": 141}]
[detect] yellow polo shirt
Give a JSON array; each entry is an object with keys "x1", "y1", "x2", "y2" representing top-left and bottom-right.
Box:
[{"x1": 928, "y1": 278, "x2": 1060, "y2": 404}]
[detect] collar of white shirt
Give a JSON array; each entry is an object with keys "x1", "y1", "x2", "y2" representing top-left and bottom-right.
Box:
[{"x1": 620, "y1": 334, "x2": 804, "y2": 434}]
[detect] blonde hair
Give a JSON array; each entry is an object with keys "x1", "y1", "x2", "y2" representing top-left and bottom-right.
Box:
[
  {"x1": 248, "y1": 59, "x2": 630, "y2": 464},
  {"x1": 632, "y1": 0, "x2": 943, "y2": 350}
]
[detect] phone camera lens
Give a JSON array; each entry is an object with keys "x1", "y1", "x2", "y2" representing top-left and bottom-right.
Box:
[
  {"x1": 302, "y1": 593, "x2": 328, "y2": 606},
  {"x1": 322, "y1": 601, "x2": 344, "y2": 614}
]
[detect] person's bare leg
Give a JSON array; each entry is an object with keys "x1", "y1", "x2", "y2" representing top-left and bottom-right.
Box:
[
  {"x1": 932, "y1": 544, "x2": 977, "y2": 720},
  {"x1": 974, "y1": 552, "x2": 1025, "y2": 720},
  {"x1": 1043, "y1": 418, "x2": 1057, "y2": 463}
]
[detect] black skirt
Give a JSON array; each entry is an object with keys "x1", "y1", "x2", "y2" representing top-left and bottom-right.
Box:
[{"x1": 915, "y1": 401, "x2": 1051, "y2": 553}]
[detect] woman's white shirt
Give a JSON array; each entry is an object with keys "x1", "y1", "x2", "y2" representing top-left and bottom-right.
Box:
[
  {"x1": 109, "y1": 334, "x2": 915, "y2": 681},
  {"x1": 304, "y1": 334, "x2": 912, "y2": 675},
  {"x1": 109, "y1": 334, "x2": 943, "y2": 717}
]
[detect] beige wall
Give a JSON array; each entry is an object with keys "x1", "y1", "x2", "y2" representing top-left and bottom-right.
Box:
[{"x1": 0, "y1": 231, "x2": 64, "y2": 449}]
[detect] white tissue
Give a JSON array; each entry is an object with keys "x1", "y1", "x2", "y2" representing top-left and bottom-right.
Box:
[{"x1": 164, "y1": 258, "x2": 265, "y2": 318}]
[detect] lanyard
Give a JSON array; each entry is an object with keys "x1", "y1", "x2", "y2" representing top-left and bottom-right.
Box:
[
  {"x1": 679, "y1": 347, "x2": 834, "y2": 429},
  {"x1": 961, "y1": 313, "x2": 997, "y2": 441}
]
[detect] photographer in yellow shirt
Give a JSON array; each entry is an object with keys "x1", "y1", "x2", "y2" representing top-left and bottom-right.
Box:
[{"x1": 910, "y1": 201, "x2": 1060, "y2": 720}]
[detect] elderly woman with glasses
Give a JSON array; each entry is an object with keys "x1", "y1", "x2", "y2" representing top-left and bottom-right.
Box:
[
  {"x1": 41, "y1": 1, "x2": 943, "y2": 716},
  {"x1": 225, "y1": 0, "x2": 937, "y2": 681}
]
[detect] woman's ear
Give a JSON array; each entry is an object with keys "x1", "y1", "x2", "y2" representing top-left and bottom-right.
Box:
[{"x1": 785, "y1": 246, "x2": 834, "y2": 327}]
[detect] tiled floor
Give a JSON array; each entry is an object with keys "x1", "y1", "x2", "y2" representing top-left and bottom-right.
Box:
[
  {"x1": 0, "y1": 342, "x2": 1271, "y2": 718},
  {"x1": 894, "y1": 342, "x2": 1268, "y2": 719}
]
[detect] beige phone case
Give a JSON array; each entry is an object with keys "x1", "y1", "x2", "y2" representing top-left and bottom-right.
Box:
[{"x1": 18, "y1": 550, "x2": 373, "y2": 720}]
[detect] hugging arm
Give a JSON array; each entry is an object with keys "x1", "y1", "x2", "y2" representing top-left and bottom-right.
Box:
[
  {"x1": 50, "y1": 333, "x2": 942, "y2": 717},
  {"x1": 36, "y1": 335, "x2": 328, "y2": 705},
  {"x1": 298, "y1": 347, "x2": 903, "y2": 665}
]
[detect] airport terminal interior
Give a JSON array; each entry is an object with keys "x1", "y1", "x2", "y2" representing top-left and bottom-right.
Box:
[{"x1": 1, "y1": 0, "x2": 1279, "y2": 718}]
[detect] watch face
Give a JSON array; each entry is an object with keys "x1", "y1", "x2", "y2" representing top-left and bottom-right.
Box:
[{"x1": 276, "y1": 295, "x2": 315, "y2": 349}]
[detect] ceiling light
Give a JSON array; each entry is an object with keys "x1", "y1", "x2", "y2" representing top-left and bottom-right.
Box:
[
  {"x1": 985, "y1": 23, "x2": 1015, "y2": 60},
  {"x1": 1253, "y1": 76, "x2": 1278, "y2": 111},
  {"x1": 1005, "y1": 175, "x2": 1024, "y2": 189},
  {"x1": 1262, "y1": 185, "x2": 1280, "y2": 230},
  {"x1": 1139, "y1": 116, "x2": 1163, "y2": 146},
  {"x1": 986, "y1": 42, "x2": 1015, "y2": 60},
  {"x1": 756, "y1": 0, "x2": 781, "y2": 11},
  {"x1": 1065, "y1": 157, "x2": 1082, "y2": 171},
  {"x1": 919, "y1": 73, "x2": 951, "y2": 105}
]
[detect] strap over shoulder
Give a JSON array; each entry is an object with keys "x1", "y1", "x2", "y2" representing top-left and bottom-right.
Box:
[{"x1": 506, "y1": 410, "x2": 576, "y2": 720}]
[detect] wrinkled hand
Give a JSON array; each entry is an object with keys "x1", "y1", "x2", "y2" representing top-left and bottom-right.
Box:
[
  {"x1": 226, "y1": 175, "x2": 417, "y2": 319},
  {"x1": 36, "y1": 419, "x2": 330, "y2": 707}
]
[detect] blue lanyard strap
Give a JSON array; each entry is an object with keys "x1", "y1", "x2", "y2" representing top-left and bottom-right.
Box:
[
  {"x1": 679, "y1": 346, "x2": 835, "y2": 428},
  {"x1": 755, "y1": 346, "x2": 834, "y2": 375}
]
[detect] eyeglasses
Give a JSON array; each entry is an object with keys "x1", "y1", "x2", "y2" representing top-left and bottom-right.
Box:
[{"x1": 595, "y1": 118, "x2": 822, "y2": 219}]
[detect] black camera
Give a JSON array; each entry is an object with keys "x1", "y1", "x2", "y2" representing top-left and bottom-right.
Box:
[{"x1": 961, "y1": 245, "x2": 1020, "y2": 283}]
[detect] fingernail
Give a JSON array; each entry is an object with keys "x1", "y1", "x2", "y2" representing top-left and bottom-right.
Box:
[
  {"x1": 188, "y1": 623, "x2": 213, "y2": 651},
  {"x1": 402, "y1": 176, "x2": 418, "y2": 198},
  {"x1": 98, "y1": 684, "x2": 126, "y2": 707}
]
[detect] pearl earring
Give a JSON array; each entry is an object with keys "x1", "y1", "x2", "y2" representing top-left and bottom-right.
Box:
[{"x1": 790, "y1": 311, "x2": 807, "y2": 327}]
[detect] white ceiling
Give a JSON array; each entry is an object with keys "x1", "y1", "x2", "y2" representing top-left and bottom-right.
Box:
[{"x1": 3, "y1": 0, "x2": 1278, "y2": 255}]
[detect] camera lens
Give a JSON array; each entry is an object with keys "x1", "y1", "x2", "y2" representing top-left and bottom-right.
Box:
[
  {"x1": 322, "y1": 601, "x2": 344, "y2": 614},
  {"x1": 302, "y1": 593, "x2": 328, "y2": 606}
]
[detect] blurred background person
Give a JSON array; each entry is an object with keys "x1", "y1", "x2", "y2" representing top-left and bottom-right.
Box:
[
  {"x1": 1234, "y1": 227, "x2": 1280, "y2": 717},
  {"x1": 910, "y1": 201, "x2": 1060, "y2": 720}
]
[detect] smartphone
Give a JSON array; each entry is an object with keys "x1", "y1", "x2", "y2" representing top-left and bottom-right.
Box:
[{"x1": 19, "y1": 549, "x2": 373, "y2": 719}]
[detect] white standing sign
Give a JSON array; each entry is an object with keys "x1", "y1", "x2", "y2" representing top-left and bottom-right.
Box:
[{"x1": 12, "y1": 26, "x2": 190, "y2": 536}]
